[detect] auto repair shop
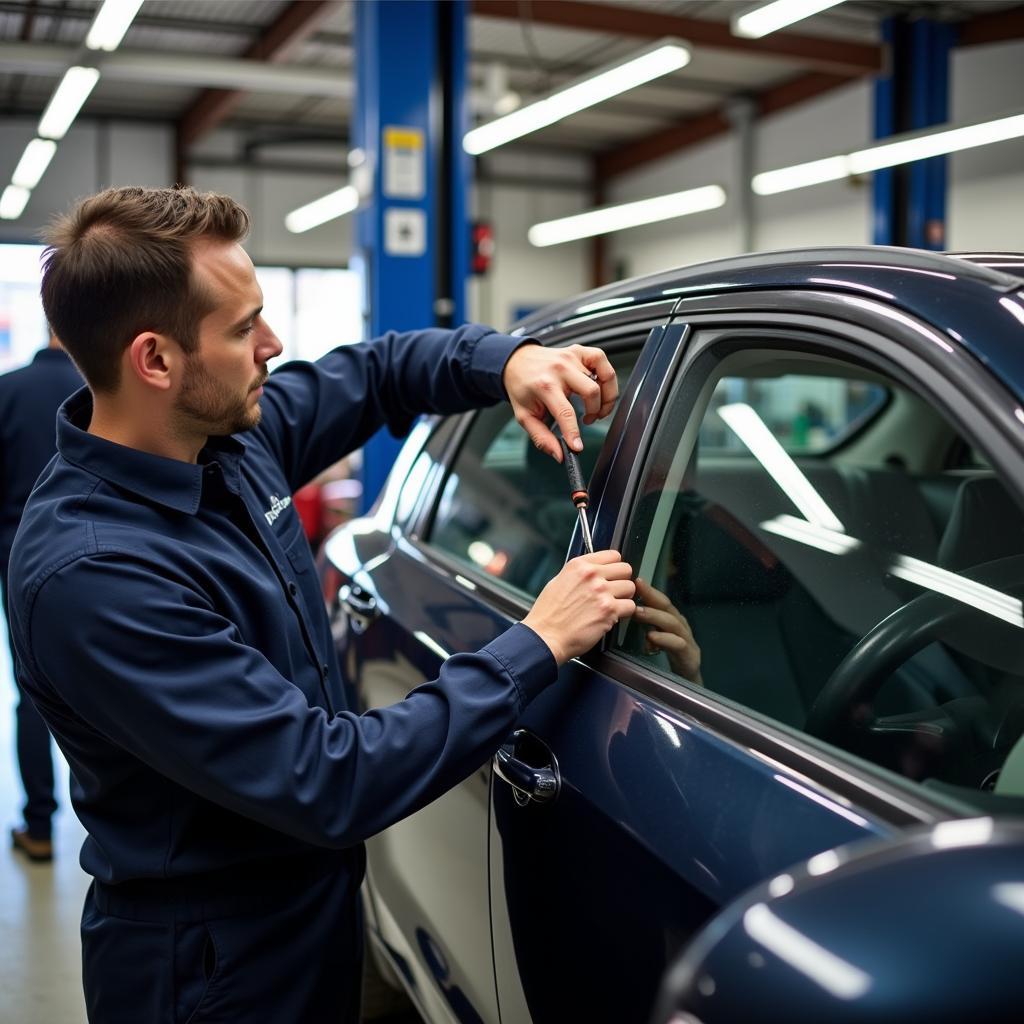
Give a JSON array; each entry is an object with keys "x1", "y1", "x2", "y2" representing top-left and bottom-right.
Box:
[{"x1": 2, "y1": 2, "x2": 1024, "y2": 1023}]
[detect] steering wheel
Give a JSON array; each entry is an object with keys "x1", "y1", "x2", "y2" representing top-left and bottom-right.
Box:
[{"x1": 805, "y1": 554, "x2": 1024, "y2": 749}]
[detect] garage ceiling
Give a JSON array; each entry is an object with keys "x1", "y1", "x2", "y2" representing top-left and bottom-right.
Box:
[{"x1": 0, "y1": 0, "x2": 1021, "y2": 180}]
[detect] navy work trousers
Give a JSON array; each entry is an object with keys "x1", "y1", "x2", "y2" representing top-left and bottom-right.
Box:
[{"x1": 81, "y1": 857, "x2": 364, "y2": 1023}]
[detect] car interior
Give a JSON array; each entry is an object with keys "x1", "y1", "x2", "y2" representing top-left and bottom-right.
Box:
[{"x1": 618, "y1": 347, "x2": 1024, "y2": 808}]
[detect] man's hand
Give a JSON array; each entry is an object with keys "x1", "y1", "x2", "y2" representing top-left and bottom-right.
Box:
[
  {"x1": 522, "y1": 551, "x2": 635, "y2": 665},
  {"x1": 503, "y1": 343, "x2": 618, "y2": 461},
  {"x1": 635, "y1": 578, "x2": 703, "y2": 684}
]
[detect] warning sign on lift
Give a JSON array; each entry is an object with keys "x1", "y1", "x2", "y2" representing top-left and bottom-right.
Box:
[{"x1": 383, "y1": 126, "x2": 425, "y2": 200}]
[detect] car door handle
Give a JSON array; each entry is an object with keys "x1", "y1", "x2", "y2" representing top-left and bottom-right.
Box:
[
  {"x1": 493, "y1": 731, "x2": 560, "y2": 807},
  {"x1": 339, "y1": 584, "x2": 379, "y2": 632}
]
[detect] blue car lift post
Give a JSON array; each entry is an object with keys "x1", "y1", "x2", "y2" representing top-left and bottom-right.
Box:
[
  {"x1": 873, "y1": 16, "x2": 953, "y2": 249},
  {"x1": 354, "y1": 0, "x2": 471, "y2": 512}
]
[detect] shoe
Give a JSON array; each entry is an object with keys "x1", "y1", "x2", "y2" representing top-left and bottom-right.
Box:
[{"x1": 11, "y1": 827, "x2": 53, "y2": 863}]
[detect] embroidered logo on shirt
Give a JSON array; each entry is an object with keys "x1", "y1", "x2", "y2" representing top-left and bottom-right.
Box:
[{"x1": 264, "y1": 494, "x2": 292, "y2": 526}]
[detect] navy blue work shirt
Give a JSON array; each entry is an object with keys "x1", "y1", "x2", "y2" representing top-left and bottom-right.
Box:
[
  {"x1": 0, "y1": 347, "x2": 82, "y2": 571},
  {"x1": 8, "y1": 325, "x2": 557, "y2": 888}
]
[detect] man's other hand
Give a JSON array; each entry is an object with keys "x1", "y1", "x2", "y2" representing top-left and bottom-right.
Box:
[
  {"x1": 522, "y1": 551, "x2": 636, "y2": 665},
  {"x1": 503, "y1": 343, "x2": 618, "y2": 461}
]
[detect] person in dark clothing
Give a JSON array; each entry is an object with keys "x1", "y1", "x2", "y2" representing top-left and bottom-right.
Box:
[
  {"x1": 7, "y1": 186, "x2": 635, "y2": 1022},
  {"x1": 0, "y1": 334, "x2": 82, "y2": 861}
]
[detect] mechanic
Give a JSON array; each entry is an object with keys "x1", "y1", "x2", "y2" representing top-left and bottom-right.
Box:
[
  {"x1": 7, "y1": 185, "x2": 636, "y2": 1023},
  {"x1": 0, "y1": 333, "x2": 82, "y2": 862}
]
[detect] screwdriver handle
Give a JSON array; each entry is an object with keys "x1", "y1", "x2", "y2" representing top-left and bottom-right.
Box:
[{"x1": 558, "y1": 436, "x2": 588, "y2": 507}]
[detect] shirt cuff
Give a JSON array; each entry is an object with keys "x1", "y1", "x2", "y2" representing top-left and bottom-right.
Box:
[
  {"x1": 482, "y1": 622, "x2": 558, "y2": 712},
  {"x1": 467, "y1": 331, "x2": 538, "y2": 400}
]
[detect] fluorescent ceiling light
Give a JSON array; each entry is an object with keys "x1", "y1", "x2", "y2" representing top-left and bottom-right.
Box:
[
  {"x1": 743, "y1": 903, "x2": 872, "y2": 999},
  {"x1": 528, "y1": 184, "x2": 726, "y2": 247},
  {"x1": 284, "y1": 185, "x2": 358, "y2": 233},
  {"x1": 718, "y1": 403, "x2": 845, "y2": 531},
  {"x1": 11, "y1": 138, "x2": 57, "y2": 189},
  {"x1": 733, "y1": 0, "x2": 846, "y2": 39},
  {"x1": 0, "y1": 185, "x2": 30, "y2": 220},
  {"x1": 38, "y1": 66, "x2": 101, "y2": 140},
  {"x1": 86, "y1": 0, "x2": 145, "y2": 52},
  {"x1": 464, "y1": 40, "x2": 690, "y2": 155},
  {"x1": 753, "y1": 110, "x2": 1024, "y2": 195}
]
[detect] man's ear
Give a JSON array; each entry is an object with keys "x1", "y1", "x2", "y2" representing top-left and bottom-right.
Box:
[{"x1": 125, "y1": 332, "x2": 177, "y2": 392}]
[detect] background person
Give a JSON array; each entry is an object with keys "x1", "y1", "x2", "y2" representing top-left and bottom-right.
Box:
[{"x1": 0, "y1": 333, "x2": 82, "y2": 861}]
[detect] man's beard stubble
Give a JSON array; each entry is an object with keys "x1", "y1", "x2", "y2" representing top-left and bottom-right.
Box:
[{"x1": 176, "y1": 356, "x2": 267, "y2": 436}]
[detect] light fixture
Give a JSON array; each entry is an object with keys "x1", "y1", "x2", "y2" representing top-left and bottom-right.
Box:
[
  {"x1": 11, "y1": 138, "x2": 57, "y2": 190},
  {"x1": 528, "y1": 184, "x2": 725, "y2": 247},
  {"x1": 464, "y1": 40, "x2": 690, "y2": 155},
  {"x1": 284, "y1": 185, "x2": 359, "y2": 234},
  {"x1": 753, "y1": 110, "x2": 1024, "y2": 195},
  {"x1": 38, "y1": 66, "x2": 101, "y2": 140},
  {"x1": 718, "y1": 403, "x2": 845, "y2": 530},
  {"x1": 733, "y1": 0, "x2": 846, "y2": 39},
  {"x1": 0, "y1": 186, "x2": 31, "y2": 220},
  {"x1": 85, "y1": 0, "x2": 145, "y2": 52}
]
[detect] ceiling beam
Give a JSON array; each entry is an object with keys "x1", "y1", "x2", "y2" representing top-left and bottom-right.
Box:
[
  {"x1": 595, "y1": 71, "x2": 850, "y2": 181},
  {"x1": 472, "y1": 0, "x2": 883, "y2": 76},
  {"x1": 177, "y1": 0, "x2": 339, "y2": 151},
  {"x1": 959, "y1": 4, "x2": 1024, "y2": 46}
]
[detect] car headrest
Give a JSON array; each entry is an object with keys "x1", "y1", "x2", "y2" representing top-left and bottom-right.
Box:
[{"x1": 937, "y1": 475, "x2": 1024, "y2": 571}]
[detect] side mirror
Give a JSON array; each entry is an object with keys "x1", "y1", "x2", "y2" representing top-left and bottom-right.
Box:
[{"x1": 650, "y1": 818, "x2": 1024, "y2": 1024}]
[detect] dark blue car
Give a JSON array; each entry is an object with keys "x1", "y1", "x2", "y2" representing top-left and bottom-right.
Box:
[{"x1": 319, "y1": 247, "x2": 1024, "y2": 1024}]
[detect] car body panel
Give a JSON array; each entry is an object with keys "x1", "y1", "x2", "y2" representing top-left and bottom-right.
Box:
[{"x1": 653, "y1": 820, "x2": 1024, "y2": 1024}]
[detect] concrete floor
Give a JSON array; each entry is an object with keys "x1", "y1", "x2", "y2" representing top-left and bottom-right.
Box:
[{"x1": 0, "y1": 627, "x2": 91, "y2": 1023}]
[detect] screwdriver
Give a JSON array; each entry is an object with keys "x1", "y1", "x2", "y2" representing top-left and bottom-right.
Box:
[{"x1": 557, "y1": 434, "x2": 595, "y2": 554}]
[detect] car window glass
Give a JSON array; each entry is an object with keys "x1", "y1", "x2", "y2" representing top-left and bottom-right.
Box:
[
  {"x1": 701, "y1": 374, "x2": 887, "y2": 455},
  {"x1": 428, "y1": 347, "x2": 637, "y2": 599},
  {"x1": 615, "y1": 340, "x2": 1024, "y2": 812}
]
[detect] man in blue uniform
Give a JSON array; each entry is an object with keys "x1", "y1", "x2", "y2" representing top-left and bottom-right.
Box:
[
  {"x1": 0, "y1": 334, "x2": 82, "y2": 861},
  {"x1": 7, "y1": 186, "x2": 635, "y2": 1022}
]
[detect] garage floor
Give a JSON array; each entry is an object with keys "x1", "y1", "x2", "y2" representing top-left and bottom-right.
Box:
[{"x1": 0, "y1": 632, "x2": 90, "y2": 1024}]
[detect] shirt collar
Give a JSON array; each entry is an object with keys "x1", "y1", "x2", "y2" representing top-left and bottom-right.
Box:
[
  {"x1": 57, "y1": 388, "x2": 247, "y2": 515},
  {"x1": 32, "y1": 347, "x2": 72, "y2": 365}
]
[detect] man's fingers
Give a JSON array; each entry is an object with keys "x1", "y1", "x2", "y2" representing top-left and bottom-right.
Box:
[
  {"x1": 608, "y1": 578, "x2": 636, "y2": 600},
  {"x1": 545, "y1": 390, "x2": 583, "y2": 453},
  {"x1": 577, "y1": 549, "x2": 622, "y2": 565},
  {"x1": 647, "y1": 630, "x2": 688, "y2": 652},
  {"x1": 573, "y1": 345, "x2": 618, "y2": 418},
  {"x1": 637, "y1": 606, "x2": 682, "y2": 633},
  {"x1": 614, "y1": 598, "x2": 637, "y2": 620},
  {"x1": 566, "y1": 367, "x2": 603, "y2": 422},
  {"x1": 518, "y1": 412, "x2": 561, "y2": 461},
  {"x1": 635, "y1": 578, "x2": 673, "y2": 611}
]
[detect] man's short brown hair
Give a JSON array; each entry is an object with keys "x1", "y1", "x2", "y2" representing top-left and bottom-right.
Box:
[{"x1": 41, "y1": 186, "x2": 251, "y2": 392}]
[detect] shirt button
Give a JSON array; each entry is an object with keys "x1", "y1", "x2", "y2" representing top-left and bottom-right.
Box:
[
  {"x1": 288, "y1": 582, "x2": 298, "y2": 596},
  {"x1": 321, "y1": 662, "x2": 330, "y2": 677}
]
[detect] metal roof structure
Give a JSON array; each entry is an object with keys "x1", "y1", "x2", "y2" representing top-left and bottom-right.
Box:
[{"x1": 0, "y1": 0, "x2": 1021, "y2": 182}]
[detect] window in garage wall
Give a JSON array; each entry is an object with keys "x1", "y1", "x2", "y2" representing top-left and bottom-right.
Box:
[
  {"x1": 255, "y1": 266, "x2": 362, "y2": 370},
  {"x1": 0, "y1": 249, "x2": 362, "y2": 376},
  {"x1": 0, "y1": 244, "x2": 49, "y2": 372}
]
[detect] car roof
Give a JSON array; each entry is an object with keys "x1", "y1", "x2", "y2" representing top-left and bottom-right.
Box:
[{"x1": 514, "y1": 246, "x2": 1024, "y2": 339}]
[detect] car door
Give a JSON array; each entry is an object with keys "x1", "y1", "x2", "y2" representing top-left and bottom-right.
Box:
[
  {"x1": 489, "y1": 295, "x2": 1024, "y2": 1024},
  {"x1": 339, "y1": 324, "x2": 658, "y2": 1024}
]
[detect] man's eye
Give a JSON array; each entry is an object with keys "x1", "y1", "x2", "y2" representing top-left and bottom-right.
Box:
[{"x1": 239, "y1": 324, "x2": 256, "y2": 337}]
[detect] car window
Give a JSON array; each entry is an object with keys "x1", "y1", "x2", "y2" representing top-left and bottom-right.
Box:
[
  {"x1": 428, "y1": 347, "x2": 638, "y2": 599},
  {"x1": 615, "y1": 338, "x2": 1024, "y2": 811},
  {"x1": 701, "y1": 374, "x2": 887, "y2": 455}
]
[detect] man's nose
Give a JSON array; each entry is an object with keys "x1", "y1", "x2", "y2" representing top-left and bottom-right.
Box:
[{"x1": 257, "y1": 325, "x2": 284, "y2": 362}]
